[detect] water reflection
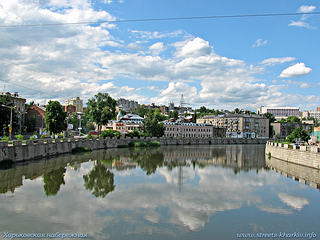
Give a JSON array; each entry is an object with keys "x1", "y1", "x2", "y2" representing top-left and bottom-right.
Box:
[
  {"x1": 0, "y1": 145, "x2": 319, "y2": 240},
  {"x1": 83, "y1": 162, "x2": 115, "y2": 198},
  {"x1": 43, "y1": 167, "x2": 66, "y2": 196}
]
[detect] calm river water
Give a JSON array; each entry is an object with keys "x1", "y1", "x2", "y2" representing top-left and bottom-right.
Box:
[{"x1": 0, "y1": 145, "x2": 319, "y2": 240}]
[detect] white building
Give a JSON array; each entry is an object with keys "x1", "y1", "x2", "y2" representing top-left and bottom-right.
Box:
[
  {"x1": 257, "y1": 106, "x2": 301, "y2": 119},
  {"x1": 303, "y1": 111, "x2": 320, "y2": 120},
  {"x1": 163, "y1": 122, "x2": 226, "y2": 138}
]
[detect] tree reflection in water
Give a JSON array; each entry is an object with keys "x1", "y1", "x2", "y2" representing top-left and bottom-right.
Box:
[
  {"x1": 83, "y1": 162, "x2": 115, "y2": 198},
  {"x1": 43, "y1": 167, "x2": 66, "y2": 196}
]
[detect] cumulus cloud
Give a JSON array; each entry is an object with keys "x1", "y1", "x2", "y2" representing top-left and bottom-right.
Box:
[
  {"x1": 261, "y1": 57, "x2": 296, "y2": 66},
  {"x1": 298, "y1": 5, "x2": 316, "y2": 13},
  {"x1": 149, "y1": 42, "x2": 166, "y2": 55},
  {"x1": 279, "y1": 63, "x2": 312, "y2": 78},
  {"x1": 174, "y1": 37, "x2": 212, "y2": 58},
  {"x1": 252, "y1": 39, "x2": 268, "y2": 48}
]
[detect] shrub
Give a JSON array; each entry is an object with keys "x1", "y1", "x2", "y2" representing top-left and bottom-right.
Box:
[
  {"x1": 0, "y1": 136, "x2": 10, "y2": 142},
  {"x1": 29, "y1": 135, "x2": 38, "y2": 140},
  {"x1": 100, "y1": 130, "x2": 121, "y2": 138},
  {"x1": 15, "y1": 135, "x2": 24, "y2": 140}
]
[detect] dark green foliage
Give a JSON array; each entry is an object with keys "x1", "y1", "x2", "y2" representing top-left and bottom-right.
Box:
[
  {"x1": 43, "y1": 167, "x2": 66, "y2": 196},
  {"x1": 86, "y1": 93, "x2": 117, "y2": 132},
  {"x1": 100, "y1": 129, "x2": 121, "y2": 138},
  {"x1": 25, "y1": 117, "x2": 36, "y2": 133},
  {"x1": 0, "y1": 95, "x2": 18, "y2": 136},
  {"x1": 45, "y1": 101, "x2": 67, "y2": 134},
  {"x1": 83, "y1": 162, "x2": 115, "y2": 198},
  {"x1": 168, "y1": 110, "x2": 179, "y2": 119},
  {"x1": 126, "y1": 130, "x2": 146, "y2": 138},
  {"x1": 143, "y1": 110, "x2": 165, "y2": 137},
  {"x1": 286, "y1": 127, "x2": 310, "y2": 143}
]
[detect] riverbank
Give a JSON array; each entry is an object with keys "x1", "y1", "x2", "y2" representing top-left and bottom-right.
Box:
[
  {"x1": 265, "y1": 141, "x2": 320, "y2": 169},
  {"x1": 0, "y1": 137, "x2": 268, "y2": 163}
]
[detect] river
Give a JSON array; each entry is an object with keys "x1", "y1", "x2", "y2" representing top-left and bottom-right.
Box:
[{"x1": 0, "y1": 145, "x2": 319, "y2": 240}]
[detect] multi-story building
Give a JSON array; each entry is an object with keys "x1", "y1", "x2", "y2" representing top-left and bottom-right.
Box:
[
  {"x1": 271, "y1": 122, "x2": 314, "y2": 139},
  {"x1": 302, "y1": 111, "x2": 320, "y2": 120},
  {"x1": 64, "y1": 97, "x2": 83, "y2": 113},
  {"x1": 257, "y1": 106, "x2": 301, "y2": 119},
  {"x1": 163, "y1": 122, "x2": 226, "y2": 138},
  {"x1": 197, "y1": 114, "x2": 269, "y2": 138},
  {"x1": 101, "y1": 113, "x2": 144, "y2": 134},
  {"x1": 117, "y1": 98, "x2": 139, "y2": 112},
  {"x1": 0, "y1": 92, "x2": 26, "y2": 113}
]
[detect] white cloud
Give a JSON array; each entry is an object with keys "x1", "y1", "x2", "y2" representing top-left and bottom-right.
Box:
[
  {"x1": 129, "y1": 29, "x2": 185, "y2": 40},
  {"x1": 174, "y1": 37, "x2": 212, "y2": 58},
  {"x1": 279, "y1": 63, "x2": 312, "y2": 78},
  {"x1": 298, "y1": 5, "x2": 316, "y2": 13},
  {"x1": 149, "y1": 42, "x2": 166, "y2": 55},
  {"x1": 289, "y1": 21, "x2": 312, "y2": 29},
  {"x1": 261, "y1": 57, "x2": 296, "y2": 66},
  {"x1": 252, "y1": 39, "x2": 268, "y2": 48}
]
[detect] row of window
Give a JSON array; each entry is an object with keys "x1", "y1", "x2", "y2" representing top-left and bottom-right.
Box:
[
  {"x1": 166, "y1": 127, "x2": 212, "y2": 132},
  {"x1": 166, "y1": 133, "x2": 212, "y2": 137}
]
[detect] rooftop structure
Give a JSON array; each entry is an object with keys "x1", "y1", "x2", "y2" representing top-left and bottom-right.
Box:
[
  {"x1": 257, "y1": 106, "x2": 301, "y2": 119},
  {"x1": 64, "y1": 97, "x2": 83, "y2": 113}
]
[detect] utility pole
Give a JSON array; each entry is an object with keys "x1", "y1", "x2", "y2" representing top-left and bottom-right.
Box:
[{"x1": 77, "y1": 112, "x2": 83, "y2": 136}]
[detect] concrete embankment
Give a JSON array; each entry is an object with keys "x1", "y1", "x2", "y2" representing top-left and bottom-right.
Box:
[
  {"x1": 265, "y1": 141, "x2": 320, "y2": 169},
  {"x1": 0, "y1": 137, "x2": 267, "y2": 163}
]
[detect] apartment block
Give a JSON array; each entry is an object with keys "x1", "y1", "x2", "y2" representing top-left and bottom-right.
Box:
[
  {"x1": 163, "y1": 122, "x2": 226, "y2": 138},
  {"x1": 197, "y1": 114, "x2": 269, "y2": 138}
]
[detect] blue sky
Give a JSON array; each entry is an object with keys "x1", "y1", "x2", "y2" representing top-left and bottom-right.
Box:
[{"x1": 0, "y1": 0, "x2": 319, "y2": 110}]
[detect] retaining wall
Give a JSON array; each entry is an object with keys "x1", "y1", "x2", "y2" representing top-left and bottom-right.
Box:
[
  {"x1": 265, "y1": 141, "x2": 320, "y2": 169},
  {"x1": 0, "y1": 137, "x2": 268, "y2": 163}
]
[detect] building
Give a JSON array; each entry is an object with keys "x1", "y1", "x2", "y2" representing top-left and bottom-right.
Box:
[
  {"x1": 0, "y1": 92, "x2": 26, "y2": 113},
  {"x1": 317, "y1": 107, "x2": 320, "y2": 111},
  {"x1": 101, "y1": 113, "x2": 144, "y2": 134},
  {"x1": 117, "y1": 98, "x2": 139, "y2": 112},
  {"x1": 311, "y1": 127, "x2": 320, "y2": 142},
  {"x1": 163, "y1": 122, "x2": 226, "y2": 138},
  {"x1": 63, "y1": 105, "x2": 77, "y2": 115},
  {"x1": 197, "y1": 114, "x2": 269, "y2": 138},
  {"x1": 257, "y1": 106, "x2": 301, "y2": 119},
  {"x1": 25, "y1": 105, "x2": 46, "y2": 133},
  {"x1": 302, "y1": 111, "x2": 320, "y2": 120},
  {"x1": 271, "y1": 122, "x2": 314, "y2": 139},
  {"x1": 64, "y1": 97, "x2": 83, "y2": 113}
]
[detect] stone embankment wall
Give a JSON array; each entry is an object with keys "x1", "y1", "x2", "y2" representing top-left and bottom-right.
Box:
[
  {"x1": 0, "y1": 137, "x2": 267, "y2": 163},
  {"x1": 265, "y1": 141, "x2": 320, "y2": 169}
]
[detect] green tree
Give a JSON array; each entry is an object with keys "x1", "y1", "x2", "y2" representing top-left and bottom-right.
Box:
[
  {"x1": 45, "y1": 101, "x2": 67, "y2": 134},
  {"x1": 133, "y1": 105, "x2": 150, "y2": 117},
  {"x1": 168, "y1": 110, "x2": 179, "y2": 119},
  {"x1": 143, "y1": 111, "x2": 165, "y2": 137},
  {"x1": 86, "y1": 93, "x2": 117, "y2": 132},
  {"x1": 83, "y1": 162, "x2": 115, "y2": 198},
  {"x1": 286, "y1": 116, "x2": 301, "y2": 123},
  {"x1": 43, "y1": 167, "x2": 66, "y2": 196},
  {"x1": 286, "y1": 127, "x2": 310, "y2": 143},
  {"x1": 0, "y1": 95, "x2": 18, "y2": 136}
]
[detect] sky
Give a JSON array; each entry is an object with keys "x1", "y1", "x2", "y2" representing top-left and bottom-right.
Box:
[{"x1": 0, "y1": 0, "x2": 319, "y2": 111}]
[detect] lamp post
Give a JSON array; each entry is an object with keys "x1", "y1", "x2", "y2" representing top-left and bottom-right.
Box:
[
  {"x1": 1, "y1": 104, "x2": 15, "y2": 139},
  {"x1": 77, "y1": 112, "x2": 83, "y2": 136}
]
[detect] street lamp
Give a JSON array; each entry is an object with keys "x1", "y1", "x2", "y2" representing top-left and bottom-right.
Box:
[
  {"x1": 77, "y1": 112, "x2": 83, "y2": 136},
  {"x1": 1, "y1": 104, "x2": 15, "y2": 139}
]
